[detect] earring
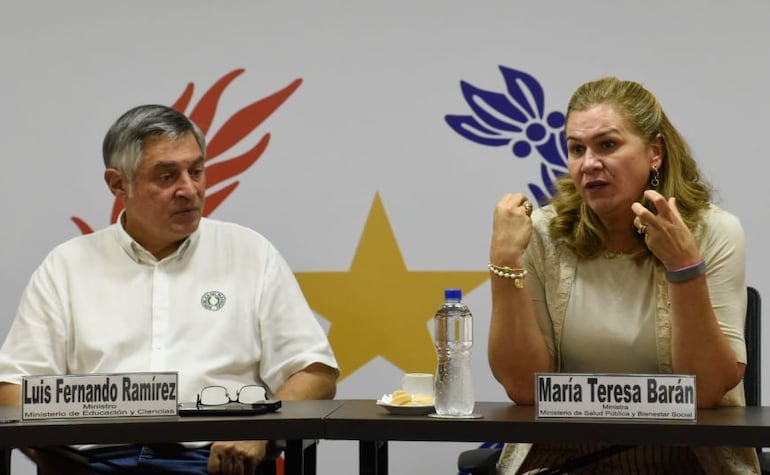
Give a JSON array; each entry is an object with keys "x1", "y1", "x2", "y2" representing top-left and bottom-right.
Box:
[{"x1": 650, "y1": 166, "x2": 660, "y2": 189}]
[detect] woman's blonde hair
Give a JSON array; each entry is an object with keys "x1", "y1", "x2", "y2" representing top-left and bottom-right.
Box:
[{"x1": 549, "y1": 77, "x2": 711, "y2": 258}]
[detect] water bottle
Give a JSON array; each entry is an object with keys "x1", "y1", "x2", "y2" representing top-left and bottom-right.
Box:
[{"x1": 434, "y1": 288, "x2": 474, "y2": 416}]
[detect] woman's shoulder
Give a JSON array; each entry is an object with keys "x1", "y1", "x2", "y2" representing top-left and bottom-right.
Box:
[
  {"x1": 530, "y1": 203, "x2": 560, "y2": 241},
  {"x1": 528, "y1": 204, "x2": 560, "y2": 255},
  {"x1": 699, "y1": 204, "x2": 742, "y2": 230},
  {"x1": 695, "y1": 204, "x2": 744, "y2": 243},
  {"x1": 531, "y1": 203, "x2": 557, "y2": 226}
]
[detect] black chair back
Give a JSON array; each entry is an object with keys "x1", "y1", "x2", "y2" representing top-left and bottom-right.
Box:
[{"x1": 745, "y1": 286, "x2": 761, "y2": 407}]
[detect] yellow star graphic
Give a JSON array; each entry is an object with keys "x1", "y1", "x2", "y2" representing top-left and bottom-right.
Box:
[{"x1": 295, "y1": 192, "x2": 489, "y2": 380}]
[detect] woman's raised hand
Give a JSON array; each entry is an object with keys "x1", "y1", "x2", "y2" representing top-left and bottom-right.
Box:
[
  {"x1": 632, "y1": 190, "x2": 702, "y2": 269},
  {"x1": 490, "y1": 193, "x2": 533, "y2": 266}
]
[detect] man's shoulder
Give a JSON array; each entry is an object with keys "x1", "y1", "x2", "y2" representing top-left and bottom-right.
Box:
[
  {"x1": 200, "y1": 217, "x2": 264, "y2": 236},
  {"x1": 24, "y1": 226, "x2": 122, "y2": 278},
  {"x1": 48, "y1": 225, "x2": 118, "y2": 256},
  {"x1": 198, "y1": 218, "x2": 275, "y2": 249}
]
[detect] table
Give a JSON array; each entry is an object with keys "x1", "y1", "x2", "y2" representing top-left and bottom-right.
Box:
[
  {"x1": 0, "y1": 400, "x2": 343, "y2": 475},
  {"x1": 323, "y1": 400, "x2": 770, "y2": 474},
  {"x1": 5, "y1": 400, "x2": 770, "y2": 475}
]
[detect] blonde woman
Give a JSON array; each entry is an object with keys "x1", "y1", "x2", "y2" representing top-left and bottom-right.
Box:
[{"x1": 489, "y1": 77, "x2": 758, "y2": 474}]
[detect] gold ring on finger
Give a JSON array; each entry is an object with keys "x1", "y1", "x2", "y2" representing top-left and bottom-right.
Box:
[{"x1": 523, "y1": 202, "x2": 533, "y2": 217}]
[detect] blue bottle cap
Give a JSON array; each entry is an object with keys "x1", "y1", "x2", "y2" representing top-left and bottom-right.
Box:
[{"x1": 444, "y1": 289, "x2": 462, "y2": 300}]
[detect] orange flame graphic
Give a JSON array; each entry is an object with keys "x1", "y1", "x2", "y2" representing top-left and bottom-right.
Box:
[{"x1": 71, "y1": 69, "x2": 302, "y2": 234}]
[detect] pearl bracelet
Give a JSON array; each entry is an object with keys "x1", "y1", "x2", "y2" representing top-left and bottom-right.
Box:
[
  {"x1": 665, "y1": 260, "x2": 707, "y2": 283},
  {"x1": 488, "y1": 263, "x2": 528, "y2": 289}
]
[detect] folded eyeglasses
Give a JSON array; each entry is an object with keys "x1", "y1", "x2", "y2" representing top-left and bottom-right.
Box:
[{"x1": 196, "y1": 385, "x2": 267, "y2": 407}]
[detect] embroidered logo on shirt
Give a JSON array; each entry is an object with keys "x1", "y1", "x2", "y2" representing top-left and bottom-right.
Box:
[{"x1": 201, "y1": 291, "x2": 226, "y2": 311}]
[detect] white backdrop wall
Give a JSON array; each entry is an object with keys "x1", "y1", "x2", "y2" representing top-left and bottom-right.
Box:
[{"x1": 2, "y1": 2, "x2": 769, "y2": 474}]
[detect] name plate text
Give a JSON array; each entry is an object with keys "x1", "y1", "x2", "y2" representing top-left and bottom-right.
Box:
[
  {"x1": 22, "y1": 372, "x2": 178, "y2": 420},
  {"x1": 536, "y1": 373, "x2": 696, "y2": 421}
]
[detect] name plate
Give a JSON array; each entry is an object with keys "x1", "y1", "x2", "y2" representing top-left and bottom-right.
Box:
[
  {"x1": 536, "y1": 373, "x2": 696, "y2": 421},
  {"x1": 21, "y1": 372, "x2": 178, "y2": 420}
]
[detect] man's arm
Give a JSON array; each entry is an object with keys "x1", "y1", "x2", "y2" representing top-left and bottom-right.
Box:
[
  {"x1": 272, "y1": 362, "x2": 337, "y2": 401},
  {"x1": 0, "y1": 382, "x2": 20, "y2": 406}
]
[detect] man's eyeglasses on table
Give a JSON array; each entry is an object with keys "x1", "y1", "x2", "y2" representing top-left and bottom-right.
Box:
[{"x1": 196, "y1": 385, "x2": 267, "y2": 407}]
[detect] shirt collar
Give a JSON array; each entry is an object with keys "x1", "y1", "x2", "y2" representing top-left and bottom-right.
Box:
[{"x1": 113, "y1": 210, "x2": 201, "y2": 264}]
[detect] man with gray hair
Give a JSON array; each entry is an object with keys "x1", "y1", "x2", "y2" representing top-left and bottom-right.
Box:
[{"x1": 0, "y1": 104, "x2": 339, "y2": 474}]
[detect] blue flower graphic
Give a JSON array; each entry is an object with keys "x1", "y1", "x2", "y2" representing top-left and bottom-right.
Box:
[{"x1": 445, "y1": 66, "x2": 568, "y2": 206}]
